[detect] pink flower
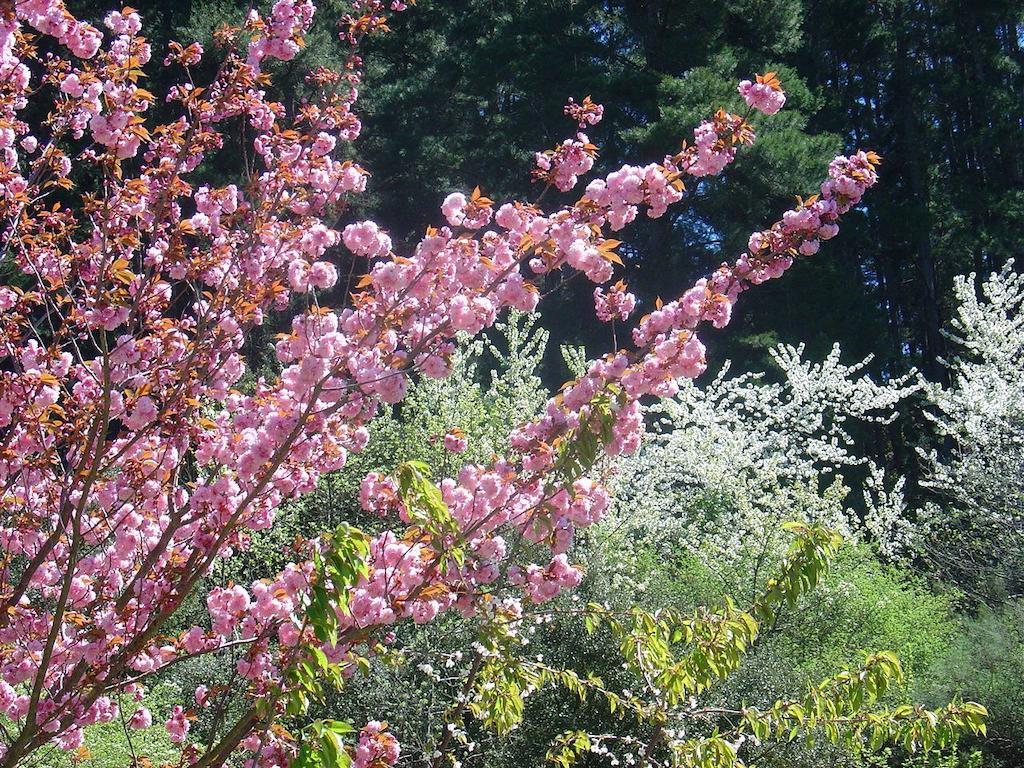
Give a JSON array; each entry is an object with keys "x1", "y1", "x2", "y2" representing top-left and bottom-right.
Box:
[
  {"x1": 534, "y1": 135, "x2": 596, "y2": 192},
  {"x1": 564, "y1": 95, "x2": 603, "y2": 128},
  {"x1": 343, "y1": 221, "x2": 392, "y2": 257},
  {"x1": 441, "y1": 192, "x2": 467, "y2": 226},
  {"x1": 738, "y1": 74, "x2": 786, "y2": 115},
  {"x1": 123, "y1": 396, "x2": 158, "y2": 431},
  {"x1": 353, "y1": 721, "x2": 401, "y2": 768},
  {"x1": 195, "y1": 686, "x2": 210, "y2": 706},
  {"x1": 443, "y1": 429, "x2": 468, "y2": 454},
  {"x1": 311, "y1": 132, "x2": 336, "y2": 157},
  {"x1": 594, "y1": 282, "x2": 636, "y2": 322},
  {"x1": 128, "y1": 707, "x2": 152, "y2": 729},
  {"x1": 165, "y1": 706, "x2": 189, "y2": 743}
]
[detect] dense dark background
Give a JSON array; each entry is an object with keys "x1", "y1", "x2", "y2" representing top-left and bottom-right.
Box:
[
  {"x1": 64, "y1": 0, "x2": 1024, "y2": 486},
  {"x1": 352, "y1": 0, "x2": 1024, "y2": 385},
  {"x1": 67, "y1": 0, "x2": 1024, "y2": 380}
]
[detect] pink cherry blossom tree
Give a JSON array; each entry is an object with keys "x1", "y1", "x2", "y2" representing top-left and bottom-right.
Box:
[{"x1": 0, "y1": 2, "x2": 972, "y2": 768}]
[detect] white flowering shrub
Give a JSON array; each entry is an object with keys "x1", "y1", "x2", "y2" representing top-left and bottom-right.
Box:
[
  {"x1": 918, "y1": 261, "x2": 1024, "y2": 599},
  {"x1": 861, "y1": 462, "x2": 919, "y2": 562},
  {"x1": 926, "y1": 261, "x2": 1024, "y2": 448},
  {"x1": 609, "y1": 343, "x2": 920, "y2": 581}
]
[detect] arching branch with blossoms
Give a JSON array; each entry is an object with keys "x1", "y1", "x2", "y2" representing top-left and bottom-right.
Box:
[{"x1": 0, "y1": 2, "x2": 984, "y2": 767}]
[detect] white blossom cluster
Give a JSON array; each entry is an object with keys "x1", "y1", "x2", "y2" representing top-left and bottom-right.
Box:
[
  {"x1": 920, "y1": 261, "x2": 1024, "y2": 506},
  {"x1": 606, "y1": 343, "x2": 920, "y2": 577},
  {"x1": 861, "y1": 461, "x2": 918, "y2": 561}
]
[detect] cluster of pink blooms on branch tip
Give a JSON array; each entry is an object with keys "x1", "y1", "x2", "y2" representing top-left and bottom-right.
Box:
[
  {"x1": 738, "y1": 71, "x2": 787, "y2": 115},
  {"x1": 0, "y1": 0, "x2": 880, "y2": 764},
  {"x1": 594, "y1": 280, "x2": 637, "y2": 323}
]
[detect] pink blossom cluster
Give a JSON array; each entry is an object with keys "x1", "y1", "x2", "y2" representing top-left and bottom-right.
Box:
[
  {"x1": 166, "y1": 706, "x2": 190, "y2": 744},
  {"x1": 104, "y1": 9, "x2": 142, "y2": 36},
  {"x1": 594, "y1": 281, "x2": 637, "y2": 322},
  {"x1": 441, "y1": 190, "x2": 494, "y2": 229},
  {"x1": 348, "y1": 533, "x2": 453, "y2": 627},
  {"x1": 40, "y1": 8, "x2": 152, "y2": 159},
  {"x1": 738, "y1": 73, "x2": 787, "y2": 115},
  {"x1": 128, "y1": 706, "x2": 153, "y2": 730},
  {"x1": 534, "y1": 134, "x2": 598, "y2": 192},
  {"x1": 630, "y1": 152, "x2": 879, "y2": 363},
  {"x1": 246, "y1": 0, "x2": 317, "y2": 70},
  {"x1": 344, "y1": 220, "x2": 393, "y2": 257},
  {"x1": 443, "y1": 429, "x2": 468, "y2": 453},
  {"x1": 12, "y1": 0, "x2": 103, "y2": 59},
  {"x1": 360, "y1": 472, "x2": 401, "y2": 517},
  {"x1": 584, "y1": 162, "x2": 683, "y2": 229},
  {"x1": 353, "y1": 721, "x2": 400, "y2": 768},
  {"x1": 510, "y1": 554, "x2": 583, "y2": 603},
  {"x1": 564, "y1": 95, "x2": 604, "y2": 128}
]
